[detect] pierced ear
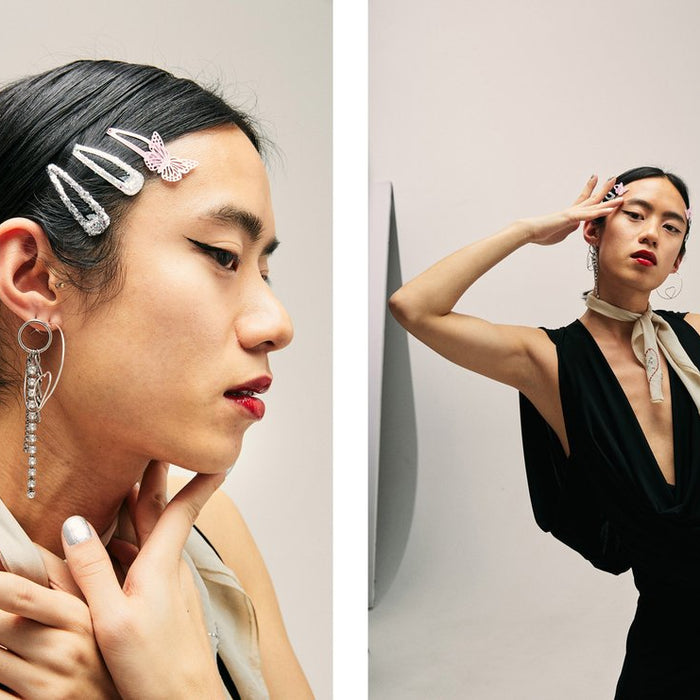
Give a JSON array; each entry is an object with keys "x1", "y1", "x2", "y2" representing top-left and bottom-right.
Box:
[
  {"x1": 0, "y1": 218, "x2": 63, "y2": 326},
  {"x1": 583, "y1": 220, "x2": 601, "y2": 246}
]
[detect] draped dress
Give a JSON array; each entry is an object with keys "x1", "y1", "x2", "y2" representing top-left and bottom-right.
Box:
[{"x1": 519, "y1": 310, "x2": 700, "y2": 699}]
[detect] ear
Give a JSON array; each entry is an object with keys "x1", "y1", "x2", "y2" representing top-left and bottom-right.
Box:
[
  {"x1": 0, "y1": 218, "x2": 64, "y2": 326},
  {"x1": 672, "y1": 252, "x2": 683, "y2": 273},
  {"x1": 583, "y1": 220, "x2": 601, "y2": 247}
]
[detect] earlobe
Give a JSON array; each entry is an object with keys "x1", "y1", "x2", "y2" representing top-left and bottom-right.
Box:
[
  {"x1": 0, "y1": 218, "x2": 63, "y2": 326},
  {"x1": 672, "y1": 254, "x2": 683, "y2": 273}
]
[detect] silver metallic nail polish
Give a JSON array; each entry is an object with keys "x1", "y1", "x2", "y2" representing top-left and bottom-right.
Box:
[{"x1": 63, "y1": 515, "x2": 92, "y2": 545}]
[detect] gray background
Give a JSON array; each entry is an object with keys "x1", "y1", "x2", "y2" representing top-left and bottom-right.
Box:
[
  {"x1": 0, "y1": 2, "x2": 331, "y2": 697},
  {"x1": 370, "y1": 0, "x2": 700, "y2": 698}
]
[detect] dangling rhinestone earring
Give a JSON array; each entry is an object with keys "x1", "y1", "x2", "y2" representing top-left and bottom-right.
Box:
[
  {"x1": 587, "y1": 244, "x2": 600, "y2": 298},
  {"x1": 656, "y1": 271, "x2": 683, "y2": 300},
  {"x1": 17, "y1": 320, "x2": 65, "y2": 499}
]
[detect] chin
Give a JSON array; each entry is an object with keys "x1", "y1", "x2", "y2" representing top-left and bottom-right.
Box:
[{"x1": 157, "y1": 437, "x2": 243, "y2": 475}]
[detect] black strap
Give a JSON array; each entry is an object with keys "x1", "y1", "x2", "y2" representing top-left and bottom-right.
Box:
[{"x1": 193, "y1": 524, "x2": 242, "y2": 699}]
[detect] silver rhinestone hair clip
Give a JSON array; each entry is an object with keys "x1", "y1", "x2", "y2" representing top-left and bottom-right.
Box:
[
  {"x1": 46, "y1": 127, "x2": 199, "y2": 236},
  {"x1": 72, "y1": 144, "x2": 145, "y2": 196},
  {"x1": 47, "y1": 164, "x2": 111, "y2": 236}
]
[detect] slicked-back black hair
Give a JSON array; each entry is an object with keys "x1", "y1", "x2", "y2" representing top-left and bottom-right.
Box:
[{"x1": 0, "y1": 59, "x2": 263, "y2": 294}]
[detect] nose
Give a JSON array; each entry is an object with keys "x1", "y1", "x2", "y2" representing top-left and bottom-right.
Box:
[
  {"x1": 640, "y1": 220, "x2": 659, "y2": 247},
  {"x1": 237, "y1": 279, "x2": 294, "y2": 352}
]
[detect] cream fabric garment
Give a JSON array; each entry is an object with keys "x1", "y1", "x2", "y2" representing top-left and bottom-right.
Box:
[
  {"x1": 0, "y1": 500, "x2": 269, "y2": 700},
  {"x1": 585, "y1": 293, "x2": 700, "y2": 412}
]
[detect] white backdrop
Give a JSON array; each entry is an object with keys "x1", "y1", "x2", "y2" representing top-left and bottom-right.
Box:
[
  {"x1": 0, "y1": 2, "x2": 331, "y2": 697},
  {"x1": 370, "y1": 1, "x2": 700, "y2": 698}
]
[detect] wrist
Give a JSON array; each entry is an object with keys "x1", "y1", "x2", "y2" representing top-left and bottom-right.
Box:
[{"x1": 507, "y1": 219, "x2": 536, "y2": 246}]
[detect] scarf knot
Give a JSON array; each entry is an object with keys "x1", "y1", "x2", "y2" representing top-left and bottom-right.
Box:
[{"x1": 585, "y1": 293, "x2": 700, "y2": 413}]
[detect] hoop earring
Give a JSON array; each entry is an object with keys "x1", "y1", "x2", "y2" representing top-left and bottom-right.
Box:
[
  {"x1": 17, "y1": 320, "x2": 65, "y2": 500},
  {"x1": 656, "y1": 272, "x2": 683, "y2": 300},
  {"x1": 587, "y1": 244, "x2": 600, "y2": 298}
]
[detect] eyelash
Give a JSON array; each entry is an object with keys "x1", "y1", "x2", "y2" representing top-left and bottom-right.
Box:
[
  {"x1": 188, "y1": 238, "x2": 240, "y2": 271},
  {"x1": 623, "y1": 211, "x2": 681, "y2": 234}
]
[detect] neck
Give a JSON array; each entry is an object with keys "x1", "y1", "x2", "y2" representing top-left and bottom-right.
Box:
[
  {"x1": 0, "y1": 398, "x2": 147, "y2": 555},
  {"x1": 582, "y1": 291, "x2": 652, "y2": 342},
  {"x1": 594, "y1": 278, "x2": 651, "y2": 315}
]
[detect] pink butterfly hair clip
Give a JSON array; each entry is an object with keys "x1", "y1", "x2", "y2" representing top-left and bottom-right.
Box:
[
  {"x1": 603, "y1": 181, "x2": 629, "y2": 202},
  {"x1": 106, "y1": 128, "x2": 198, "y2": 182},
  {"x1": 686, "y1": 207, "x2": 692, "y2": 224}
]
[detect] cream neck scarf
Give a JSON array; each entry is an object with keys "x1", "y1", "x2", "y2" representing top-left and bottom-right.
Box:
[{"x1": 585, "y1": 293, "x2": 700, "y2": 413}]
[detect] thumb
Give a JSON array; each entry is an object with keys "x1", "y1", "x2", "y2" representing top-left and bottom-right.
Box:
[{"x1": 62, "y1": 516, "x2": 123, "y2": 613}]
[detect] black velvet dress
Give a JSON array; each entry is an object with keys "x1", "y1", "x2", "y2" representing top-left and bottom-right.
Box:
[{"x1": 519, "y1": 311, "x2": 700, "y2": 699}]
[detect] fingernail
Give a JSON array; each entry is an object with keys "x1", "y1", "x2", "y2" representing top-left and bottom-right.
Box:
[
  {"x1": 590, "y1": 174, "x2": 596, "y2": 180},
  {"x1": 63, "y1": 516, "x2": 92, "y2": 545}
]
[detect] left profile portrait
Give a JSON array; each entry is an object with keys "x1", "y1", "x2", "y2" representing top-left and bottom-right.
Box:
[{"x1": 0, "y1": 59, "x2": 313, "y2": 699}]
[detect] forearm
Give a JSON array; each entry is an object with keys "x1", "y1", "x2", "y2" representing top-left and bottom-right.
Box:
[{"x1": 389, "y1": 221, "x2": 533, "y2": 328}]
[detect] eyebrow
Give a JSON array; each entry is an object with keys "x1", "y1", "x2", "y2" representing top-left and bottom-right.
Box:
[
  {"x1": 625, "y1": 197, "x2": 687, "y2": 225},
  {"x1": 199, "y1": 204, "x2": 280, "y2": 255}
]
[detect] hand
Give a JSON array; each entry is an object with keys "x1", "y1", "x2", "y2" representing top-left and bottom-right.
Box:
[
  {"x1": 0, "y1": 568, "x2": 119, "y2": 699},
  {"x1": 522, "y1": 175, "x2": 624, "y2": 246},
  {"x1": 61, "y1": 462, "x2": 227, "y2": 700}
]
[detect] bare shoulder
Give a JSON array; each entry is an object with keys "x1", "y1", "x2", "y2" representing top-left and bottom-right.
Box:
[
  {"x1": 168, "y1": 475, "x2": 313, "y2": 698},
  {"x1": 683, "y1": 312, "x2": 700, "y2": 335}
]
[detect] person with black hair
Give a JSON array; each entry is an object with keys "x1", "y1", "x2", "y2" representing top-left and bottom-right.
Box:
[
  {"x1": 0, "y1": 60, "x2": 312, "y2": 699},
  {"x1": 390, "y1": 169, "x2": 700, "y2": 698}
]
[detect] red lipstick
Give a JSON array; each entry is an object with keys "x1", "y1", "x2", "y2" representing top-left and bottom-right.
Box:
[
  {"x1": 631, "y1": 250, "x2": 657, "y2": 266},
  {"x1": 224, "y1": 376, "x2": 271, "y2": 420}
]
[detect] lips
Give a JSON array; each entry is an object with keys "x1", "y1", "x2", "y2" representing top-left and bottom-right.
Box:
[
  {"x1": 224, "y1": 376, "x2": 271, "y2": 420},
  {"x1": 631, "y1": 250, "x2": 657, "y2": 266}
]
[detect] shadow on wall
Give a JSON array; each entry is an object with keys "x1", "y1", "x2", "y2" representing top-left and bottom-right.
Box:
[{"x1": 369, "y1": 183, "x2": 418, "y2": 608}]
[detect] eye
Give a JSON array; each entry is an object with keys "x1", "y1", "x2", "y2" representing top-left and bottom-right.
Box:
[
  {"x1": 624, "y1": 210, "x2": 643, "y2": 220},
  {"x1": 187, "y1": 238, "x2": 240, "y2": 271},
  {"x1": 664, "y1": 223, "x2": 682, "y2": 235}
]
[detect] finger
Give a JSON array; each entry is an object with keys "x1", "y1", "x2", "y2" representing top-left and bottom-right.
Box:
[
  {"x1": 140, "y1": 472, "x2": 225, "y2": 568},
  {"x1": 35, "y1": 544, "x2": 84, "y2": 600},
  {"x1": 573, "y1": 174, "x2": 598, "y2": 205},
  {"x1": 107, "y1": 538, "x2": 139, "y2": 574},
  {"x1": 575, "y1": 201, "x2": 623, "y2": 221},
  {"x1": 118, "y1": 483, "x2": 140, "y2": 548},
  {"x1": 62, "y1": 517, "x2": 124, "y2": 618},
  {"x1": 134, "y1": 461, "x2": 169, "y2": 546},
  {"x1": 591, "y1": 175, "x2": 617, "y2": 203},
  {"x1": 0, "y1": 646, "x2": 32, "y2": 697},
  {"x1": 0, "y1": 573, "x2": 86, "y2": 630},
  {"x1": 0, "y1": 610, "x2": 50, "y2": 662}
]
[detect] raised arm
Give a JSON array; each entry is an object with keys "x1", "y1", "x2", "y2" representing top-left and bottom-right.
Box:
[{"x1": 389, "y1": 175, "x2": 622, "y2": 393}]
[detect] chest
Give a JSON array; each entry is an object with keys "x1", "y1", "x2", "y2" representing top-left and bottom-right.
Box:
[{"x1": 598, "y1": 340, "x2": 676, "y2": 485}]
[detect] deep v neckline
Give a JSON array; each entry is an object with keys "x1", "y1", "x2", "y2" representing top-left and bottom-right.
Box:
[{"x1": 574, "y1": 319, "x2": 679, "y2": 489}]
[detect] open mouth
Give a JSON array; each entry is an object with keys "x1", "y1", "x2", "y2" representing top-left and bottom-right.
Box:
[
  {"x1": 631, "y1": 250, "x2": 657, "y2": 266},
  {"x1": 224, "y1": 377, "x2": 271, "y2": 420},
  {"x1": 224, "y1": 377, "x2": 272, "y2": 398}
]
